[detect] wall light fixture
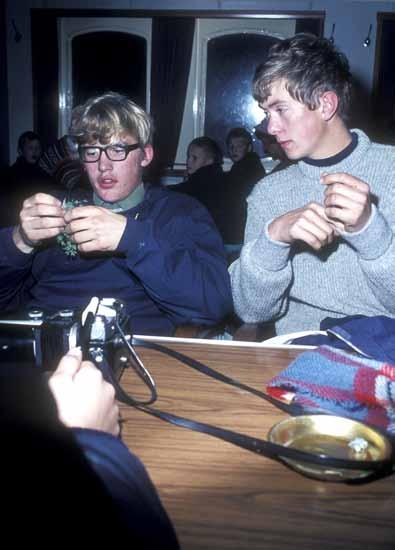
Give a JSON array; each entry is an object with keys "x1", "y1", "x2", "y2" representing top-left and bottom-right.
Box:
[
  {"x1": 329, "y1": 23, "x2": 336, "y2": 44},
  {"x1": 363, "y1": 24, "x2": 372, "y2": 48}
]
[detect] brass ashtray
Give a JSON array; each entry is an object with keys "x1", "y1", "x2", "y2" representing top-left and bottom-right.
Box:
[{"x1": 268, "y1": 415, "x2": 392, "y2": 481}]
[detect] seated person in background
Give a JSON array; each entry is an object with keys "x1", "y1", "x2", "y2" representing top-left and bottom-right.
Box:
[
  {"x1": 172, "y1": 136, "x2": 225, "y2": 229},
  {"x1": 13, "y1": 130, "x2": 43, "y2": 168},
  {"x1": 0, "y1": 92, "x2": 233, "y2": 335},
  {"x1": 255, "y1": 124, "x2": 293, "y2": 174},
  {"x1": 230, "y1": 34, "x2": 395, "y2": 336},
  {"x1": 1, "y1": 347, "x2": 178, "y2": 547},
  {"x1": 0, "y1": 131, "x2": 53, "y2": 228},
  {"x1": 217, "y1": 128, "x2": 266, "y2": 256},
  {"x1": 226, "y1": 127, "x2": 266, "y2": 189}
]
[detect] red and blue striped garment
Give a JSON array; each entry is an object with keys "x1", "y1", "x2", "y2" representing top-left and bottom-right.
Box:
[{"x1": 268, "y1": 345, "x2": 395, "y2": 434}]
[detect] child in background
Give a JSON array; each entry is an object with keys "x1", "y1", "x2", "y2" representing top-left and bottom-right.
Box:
[{"x1": 172, "y1": 137, "x2": 225, "y2": 230}]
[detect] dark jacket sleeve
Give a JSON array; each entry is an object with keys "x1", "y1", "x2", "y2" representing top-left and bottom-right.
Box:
[
  {"x1": 0, "y1": 367, "x2": 178, "y2": 548},
  {"x1": 117, "y1": 191, "x2": 233, "y2": 326},
  {"x1": 74, "y1": 428, "x2": 179, "y2": 549},
  {"x1": 0, "y1": 227, "x2": 36, "y2": 312}
]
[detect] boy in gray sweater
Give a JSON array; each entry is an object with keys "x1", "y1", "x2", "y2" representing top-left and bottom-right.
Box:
[{"x1": 230, "y1": 34, "x2": 395, "y2": 336}]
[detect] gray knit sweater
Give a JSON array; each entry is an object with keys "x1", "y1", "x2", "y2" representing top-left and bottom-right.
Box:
[{"x1": 229, "y1": 130, "x2": 395, "y2": 335}]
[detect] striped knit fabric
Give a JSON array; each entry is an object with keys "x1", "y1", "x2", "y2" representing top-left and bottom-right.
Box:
[
  {"x1": 267, "y1": 346, "x2": 395, "y2": 433},
  {"x1": 39, "y1": 136, "x2": 73, "y2": 175},
  {"x1": 39, "y1": 136, "x2": 85, "y2": 193}
]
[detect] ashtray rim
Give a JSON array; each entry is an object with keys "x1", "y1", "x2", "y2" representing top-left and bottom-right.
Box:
[{"x1": 268, "y1": 414, "x2": 393, "y2": 481}]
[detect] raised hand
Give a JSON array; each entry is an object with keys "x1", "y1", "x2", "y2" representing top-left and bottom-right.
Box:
[
  {"x1": 268, "y1": 202, "x2": 338, "y2": 251},
  {"x1": 321, "y1": 172, "x2": 372, "y2": 233},
  {"x1": 13, "y1": 193, "x2": 65, "y2": 253},
  {"x1": 64, "y1": 205, "x2": 127, "y2": 253}
]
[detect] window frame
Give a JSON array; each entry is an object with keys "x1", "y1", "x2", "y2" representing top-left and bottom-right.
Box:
[{"x1": 371, "y1": 12, "x2": 395, "y2": 143}]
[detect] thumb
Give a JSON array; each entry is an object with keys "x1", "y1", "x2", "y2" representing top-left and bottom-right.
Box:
[{"x1": 53, "y1": 347, "x2": 83, "y2": 378}]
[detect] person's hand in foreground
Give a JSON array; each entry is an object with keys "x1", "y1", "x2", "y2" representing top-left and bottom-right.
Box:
[{"x1": 48, "y1": 347, "x2": 120, "y2": 436}]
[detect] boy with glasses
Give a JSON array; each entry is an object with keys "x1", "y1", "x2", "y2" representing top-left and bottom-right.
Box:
[{"x1": 0, "y1": 92, "x2": 232, "y2": 335}]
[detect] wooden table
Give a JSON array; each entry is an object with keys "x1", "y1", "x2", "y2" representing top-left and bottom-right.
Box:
[{"x1": 119, "y1": 339, "x2": 395, "y2": 550}]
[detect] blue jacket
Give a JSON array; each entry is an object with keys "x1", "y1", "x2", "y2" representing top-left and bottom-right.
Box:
[
  {"x1": 0, "y1": 184, "x2": 233, "y2": 335},
  {"x1": 74, "y1": 428, "x2": 180, "y2": 548},
  {"x1": 0, "y1": 368, "x2": 179, "y2": 547}
]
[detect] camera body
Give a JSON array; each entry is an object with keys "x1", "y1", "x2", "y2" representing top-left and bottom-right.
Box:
[
  {"x1": 0, "y1": 297, "x2": 130, "y2": 379},
  {"x1": 1, "y1": 296, "x2": 157, "y2": 405}
]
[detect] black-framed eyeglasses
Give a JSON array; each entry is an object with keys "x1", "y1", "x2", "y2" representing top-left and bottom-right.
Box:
[{"x1": 79, "y1": 143, "x2": 141, "y2": 163}]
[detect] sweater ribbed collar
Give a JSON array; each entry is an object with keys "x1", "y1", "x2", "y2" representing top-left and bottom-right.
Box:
[
  {"x1": 298, "y1": 129, "x2": 371, "y2": 180},
  {"x1": 302, "y1": 131, "x2": 358, "y2": 167}
]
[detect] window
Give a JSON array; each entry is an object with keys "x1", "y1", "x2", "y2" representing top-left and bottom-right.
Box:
[
  {"x1": 58, "y1": 17, "x2": 151, "y2": 136},
  {"x1": 204, "y1": 33, "x2": 280, "y2": 159},
  {"x1": 72, "y1": 31, "x2": 147, "y2": 109},
  {"x1": 32, "y1": 11, "x2": 323, "y2": 167},
  {"x1": 176, "y1": 17, "x2": 297, "y2": 167},
  {"x1": 372, "y1": 13, "x2": 395, "y2": 144}
]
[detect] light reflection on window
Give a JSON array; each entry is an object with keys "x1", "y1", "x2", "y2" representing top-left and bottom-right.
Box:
[{"x1": 204, "y1": 33, "x2": 279, "y2": 157}]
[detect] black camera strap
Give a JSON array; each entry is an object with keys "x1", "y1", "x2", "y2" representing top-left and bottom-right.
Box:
[
  {"x1": 2, "y1": 308, "x2": 392, "y2": 476},
  {"x1": 103, "y1": 337, "x2": 394, "y2": 476}
]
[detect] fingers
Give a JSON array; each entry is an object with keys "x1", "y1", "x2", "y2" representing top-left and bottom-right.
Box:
[
  {"x1": 322, "y1": 174, "x2": 369, "y2": 208},
  {"x1": 321, "y1": 172, "x2": 371, "y2": 232},
  {"x1": 64, "y1": 218, "x2": 104, "y2": 253},
  {"x1": 64, "y1": 207, "x2": 126, "y2": 253},
  {"x1": 21, "y1": 194, "x2": 64, "y2": 223},
  {"x1": 63, "y1": 204, "x2": 102, "y2": 223},
  {"x1": 324, "y1": 192, "x2": 362, "y2": 224},
  {"x1": 21, "y1": 202, "x2": 64, "y2": 223},
  {"x1": 290, "y1": 204, "x2": 337, "y2": 250},
  {"x1": 26, "y1": 218, "x2": 65, "y2": 238},
  {"x1": 320, "y1": 172, "x2": 369, "y2": 191},
  {"x1": 64, "y1": 216, "x2": 91, "y2": 236},
  {"x1": 73, "y1": 363, "x2": 120, "y2": 436},
  {"x1": 291, "y1": 203, "x2": 338, "y2": 249},
  {"x1": 269, "y1": 202, "x2": 337, "y2": 250},
  {"x1": 109, "y1": 403, "x2": 121, "y2": 437},
  {"x1": 327, "y1": 218, "x2": 345, "y2": 233},
  {"x1": 52, "y1": 347, "x2": 83, "y2": 378},
  {"x1": 64, "y1": 206, "x2": 104, "y2": 241},
  {"x1": 18, "y1": 193, "x2": 66, "y2": 247},
  {"x1": 271, "y1": 173, "x2": 371, "y2": 250},
  {"x1": 22, "y1": 193, "x2": 63, "y2": 209},
  {"x1": 49, "y1": 350, "x2": 120, "y2": 435},
  {"x1": 73, "y1": 360, "x2": 111, "y2": 388}
]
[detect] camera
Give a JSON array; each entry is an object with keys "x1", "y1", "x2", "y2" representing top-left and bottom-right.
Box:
[
  {"x1": 0, "y1": 297, "x2": 129, "y2": 375},
  {"x1": 0, "y1": 296, "x2": 157, "y2": 405}
]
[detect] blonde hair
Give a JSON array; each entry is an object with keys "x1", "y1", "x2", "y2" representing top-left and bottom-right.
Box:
[{"x1": 69, "y1": 92, "x2": 153, "y2": 146}]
